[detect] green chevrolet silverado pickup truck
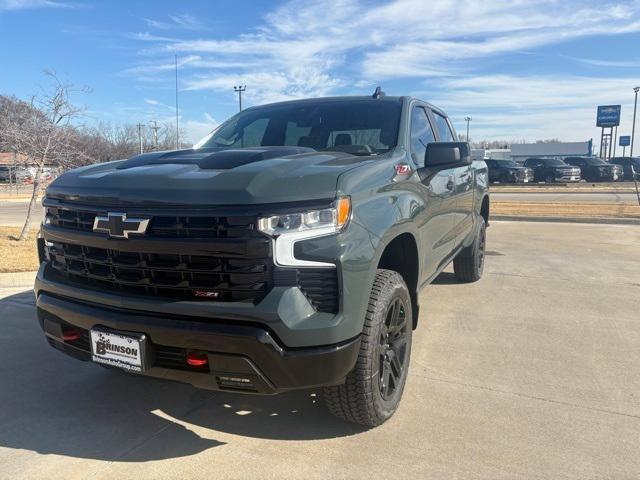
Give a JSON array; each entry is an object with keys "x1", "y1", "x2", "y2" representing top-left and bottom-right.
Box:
[{"x1": 35, "y1": 92, "x2": 489, "y2": 427}]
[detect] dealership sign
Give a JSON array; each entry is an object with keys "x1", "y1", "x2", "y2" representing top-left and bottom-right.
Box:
[
  {"x1": 596, "y1": 105, "x2": 621, "y2": 127},
  {"x1": 619, "y1": 135, "x2": 631, "y2": 147}
]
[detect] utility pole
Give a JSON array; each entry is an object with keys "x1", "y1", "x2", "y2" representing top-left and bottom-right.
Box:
[
  {"x1": 464, "y1": 117, "x2": 472, "y2": 142},
  {"x1": 632, "y1": 86, "x2": 639, "y2": 157},
  {"x1": 175, "y1": 54, "x2": 180, "y2": 150},
  {"x1": 136, "y1": 123, "x2": 145, "y2": 154},
  {"x1": 234, "y1": 85, "x2": 246, "y2": 112},
  {"x1": 150, "y1": 120, "x2": 160, "y2": 150}
]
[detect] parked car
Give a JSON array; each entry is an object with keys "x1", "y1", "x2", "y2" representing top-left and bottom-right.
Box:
[
  {"x1": 610, "y1": 157, "x2": 640, "y2": 181},
  {"x1": 563, "y1": 157, "x2": 623, "y2": 182},
  {"x1": 523, "y1": 157, "x2": 581, "y2": 183},
  {"x1": 0, "y1": 166, "x2": 11, "y2": 183},
  {"x1": 0, "y1": 165, "x2": 32, "y2": 183},
  {"x1": 485, "y1": 159, "x2": 534, "y2": 183},
  {"x1": 35, "y1": 93, "x2": 490, "y2": 427}
]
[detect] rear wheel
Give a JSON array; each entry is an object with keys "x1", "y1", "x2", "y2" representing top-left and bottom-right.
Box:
[
  {"x1": 453, "y1": 216, "x2": 486, "y2": 282},
  {"x1": 544, "y1": 174, "x2": 554, "y2": 183},
  {"x1": 324, "y1": 270, "x2": 412, "y2": 427}
]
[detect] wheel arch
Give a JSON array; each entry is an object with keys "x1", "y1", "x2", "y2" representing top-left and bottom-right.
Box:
[{"x1": 376, "y1": 231, "x2": 420, "y2": 329}]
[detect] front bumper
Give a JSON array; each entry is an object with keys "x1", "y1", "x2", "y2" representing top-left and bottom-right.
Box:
[{"x1": 36, "y1": 291, "x2": 360, "y2": 394}]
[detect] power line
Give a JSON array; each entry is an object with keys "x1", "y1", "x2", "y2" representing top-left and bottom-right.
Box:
[
  {"x1": 150, "y1": 120, "x2": 160, "y2": 150},
  {"x1": 136, "y1": 123, "x2": 145, "y2": 154}
]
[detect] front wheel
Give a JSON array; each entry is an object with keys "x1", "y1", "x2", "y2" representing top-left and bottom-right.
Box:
[
  {"x1": 324, "y1": 270, "x2": 412, "y2": 427},
  {"x1": 453, "y1": 216, "x2": 486, "y2": 282}
]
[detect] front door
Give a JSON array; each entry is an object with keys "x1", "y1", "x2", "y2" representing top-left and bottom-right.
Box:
[{"x1": 409, "y1": 105, "x2": 456, "y2": 282}]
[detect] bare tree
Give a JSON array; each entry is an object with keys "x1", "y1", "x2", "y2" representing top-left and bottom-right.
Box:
[{"x1": 0, "y1": 72, "x2": 89, "y2": 240}]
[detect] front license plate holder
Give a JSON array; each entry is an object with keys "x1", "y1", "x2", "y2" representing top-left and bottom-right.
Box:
[{"x1": 90, "y1": 328, "x2": 150, "y2": 373}]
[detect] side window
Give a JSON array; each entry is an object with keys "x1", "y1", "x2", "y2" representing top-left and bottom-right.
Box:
[
  {"x1": 409, "y1": 106, "x2": 436, "y2": 163},
  {"x1": 431, "y1": 111, "x2": 455, "y2": 142}
]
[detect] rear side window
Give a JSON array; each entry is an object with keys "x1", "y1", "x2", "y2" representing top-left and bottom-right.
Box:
[
  {"x1": 409, "y1": 106, "x2": 436, "y2": 163},
  {"x1": 431, "y1": 111, "x2": 455, "y2": 142}
]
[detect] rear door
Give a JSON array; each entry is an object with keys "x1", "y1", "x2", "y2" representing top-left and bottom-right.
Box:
[
  {"x1": 430, "y1": 109, "x2": 474, "y2": 245},
  {"x1": 409, "y1": 105, "x2": 456, "y2": 279}
]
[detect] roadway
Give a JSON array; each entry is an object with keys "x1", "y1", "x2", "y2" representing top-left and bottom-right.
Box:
[
  {"x1": 0, "y1": 193, "x2": 638, "y2": 228},
  {"x1": 1, "y1": 221, "x2": 639, "y2": 479}
]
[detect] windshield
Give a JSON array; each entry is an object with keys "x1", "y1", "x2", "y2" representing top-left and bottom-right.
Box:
[
  {"x1": 196, "y1": 100, "x2": 402, "y2": 155},
  {"x1": 495, "y1": 160, "x2": 519, "y2": 168},
  {"x1": 545, "y1": 159, "x2": 568, "y2": 167},
  {"x1": 582, "y1": 157, "x2": 605, "y2": 166}
]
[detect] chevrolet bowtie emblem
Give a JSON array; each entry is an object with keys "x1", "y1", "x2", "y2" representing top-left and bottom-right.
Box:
[{"x1": 93, "y1": 212, "x2": 149, "y2": 239}]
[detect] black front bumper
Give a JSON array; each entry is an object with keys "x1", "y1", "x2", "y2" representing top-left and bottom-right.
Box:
[{"x1": 36, "y1": 292, "x2": 360, "y2": 394}]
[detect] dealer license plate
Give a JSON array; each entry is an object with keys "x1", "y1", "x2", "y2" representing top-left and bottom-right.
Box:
[{"x1": 90, "y1": 329, "x2": 144, "y2": 372}]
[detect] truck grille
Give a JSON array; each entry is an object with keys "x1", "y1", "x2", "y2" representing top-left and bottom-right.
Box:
[
  {"x1": 42, "y1": 202, "x2": 340, "y2": 313},
  {"x1": 45, "y1": 206, "x2": 256, "y2": 238},
  {"x1": 46, "y1": 241, "x2": 271, "y2": 302}
]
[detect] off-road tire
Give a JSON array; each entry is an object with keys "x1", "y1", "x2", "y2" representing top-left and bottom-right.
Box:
[
  {"x1": 324, "y1": 269, "x2": 412, "y2": 427},
  {"x1": 453, "y1": 216, "x2": 486, "y2": 282}
]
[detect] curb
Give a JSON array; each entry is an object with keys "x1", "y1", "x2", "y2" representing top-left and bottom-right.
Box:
[
  {"x1": 491, "y1": 215, "x2": 640, "y2": 226},
  {"x1": 0, "y1": 271, "x2": 37, "y2": 288}
]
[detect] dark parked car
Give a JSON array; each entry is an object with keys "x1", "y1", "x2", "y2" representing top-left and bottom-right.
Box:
[
  {"x1": 523, "y1": 157, "x2": 581, "y2": 183},
  {"x1": 0, "y1": 166, "x2": 11, "y2": 183},
  {"x1": 485, "y1": 159, "x2": 534, "y2": 183},
  {"x1": 35, "y1": 93, "x2": 490, "y2": 427},
  {"x1": 563, "y1": 157, "x2": 623, "y2": 182},
  {"x1": 610, "y1": 157, "x2": 640, "y2": 181}
]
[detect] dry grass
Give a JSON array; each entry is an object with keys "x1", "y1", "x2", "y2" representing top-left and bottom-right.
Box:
[
  {"x1": 0, "y1": 227, "x2": 40, "y2": 273},
  {"x1": 492, "y1": 202, "x2": 640, "y2": 219}
]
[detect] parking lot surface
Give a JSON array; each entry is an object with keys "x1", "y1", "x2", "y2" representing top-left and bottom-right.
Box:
[{"x1": 0, "y1": 221, "x2": 639, "y2": 479}]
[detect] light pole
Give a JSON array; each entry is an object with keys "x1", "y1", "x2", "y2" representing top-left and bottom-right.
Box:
[
  {"x1": 631, "y1": 86, "x2": 639, "y2": 157},
  {"x1": 234, "y1": 85, "x2": 246, "y2": 112},
  {"x1": 464, "y1": 117, "x2": 472, "y2": 142}
]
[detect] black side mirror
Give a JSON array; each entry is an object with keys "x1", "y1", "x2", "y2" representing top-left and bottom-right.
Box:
[{"x1": 424, "y1": 142, "x2": 471, "y2": 169}]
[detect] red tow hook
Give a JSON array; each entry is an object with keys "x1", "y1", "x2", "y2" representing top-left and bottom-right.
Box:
[
  {"x1": 186, "y1": 352, "x2": 209, "y2": 367},
  {"x1": 62, "y1": 328, "x2": 83, "y2": 342}
]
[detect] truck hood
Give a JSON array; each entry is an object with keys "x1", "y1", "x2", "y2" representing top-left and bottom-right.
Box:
[{"x1": 47, "y1": 147, "x2": 374, "y2": 206}]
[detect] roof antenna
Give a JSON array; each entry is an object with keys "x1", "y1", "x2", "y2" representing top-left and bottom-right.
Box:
[{"x1": 372, "y1": 86, "x2": 385, "y2": 99}]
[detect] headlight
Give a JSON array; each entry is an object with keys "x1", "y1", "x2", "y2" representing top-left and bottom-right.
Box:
[
  {"x1": 42, "y1": 206, "x2": 50, "y2": 225},
  {"x1": 258, "y1": 197, "x2": 351, "y2": 237},
  {"x1": 258, "y1": 197, "x2": 351, "y2": 268}
]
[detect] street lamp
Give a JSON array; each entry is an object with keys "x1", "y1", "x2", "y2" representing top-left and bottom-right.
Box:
[
  {"x1": 464, "y1": 117, "x2": 472, "y2": 142},
  {"x1": 631, "y1": 86, "x2": 639, "y2": 157},
  {"x1": 234, "y1": 85, "x2": 247, "y2": 112}
]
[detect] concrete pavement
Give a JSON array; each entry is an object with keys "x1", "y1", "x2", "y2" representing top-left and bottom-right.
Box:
[
  {"x1": 0, "y1": 221, "x2": 639, "y2": 479},
  {"x1": 491, "y1": 192, "x2": 639, "y2": 204}
]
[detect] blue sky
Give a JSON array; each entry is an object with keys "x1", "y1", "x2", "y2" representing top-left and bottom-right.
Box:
[{"x1": 1, "y1": 0, "x2": 640, "y2": 146}]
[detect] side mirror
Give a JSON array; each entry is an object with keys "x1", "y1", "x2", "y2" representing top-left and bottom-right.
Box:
[{"x1": 424, "y1": 142, "x2": 471, "y2": 169}]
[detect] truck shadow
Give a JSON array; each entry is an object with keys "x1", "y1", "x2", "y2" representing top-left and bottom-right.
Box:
[{"x1": 0, "y1": 290, "x2": 365, "y2": 463}]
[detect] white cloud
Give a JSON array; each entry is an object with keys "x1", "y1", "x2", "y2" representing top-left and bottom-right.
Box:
[
  {"x1": 428, "y1": 75, "x2": 640, "y2": 142},
  {"x1": 0, "y1": 0, "x2": 76, "y2": 11},
  {"x1": 182, "y1": 113, "x2": 219, "y2": 144},
  {"x1": 144, "y1": 13, "x2": 203, "y2": 30},
  {"x1": 124, "y1": 0, "x2": 640, "y2": 141}
]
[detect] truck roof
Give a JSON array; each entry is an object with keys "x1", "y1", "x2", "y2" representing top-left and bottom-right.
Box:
[
  {"x1": 244, "y1": 95, "x2": 405, "y2": 110},
  {"x1": 243, "y1": 95, "x2": 448, "y2": 117}
]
